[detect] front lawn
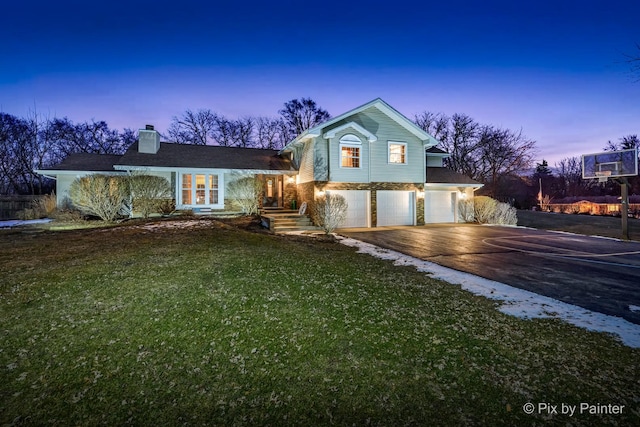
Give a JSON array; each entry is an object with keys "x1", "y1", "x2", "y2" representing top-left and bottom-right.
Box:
[{"x1": 1, "y1": 219, "x2": 638, "y2": 425}]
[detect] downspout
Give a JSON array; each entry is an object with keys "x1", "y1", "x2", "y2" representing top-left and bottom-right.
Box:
[{"x1": 368, "y1": 137, "x2": 371, "y2": 183}]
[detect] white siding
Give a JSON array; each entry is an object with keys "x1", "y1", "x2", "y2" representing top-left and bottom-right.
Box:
[{"x1": 320, "y1": 106, "x2": 425, "y2": 184}]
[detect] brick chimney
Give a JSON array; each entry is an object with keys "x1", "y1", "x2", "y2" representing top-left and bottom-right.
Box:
[{"x1": 138, "y1": 125, "x2": 160, "y2": 154}]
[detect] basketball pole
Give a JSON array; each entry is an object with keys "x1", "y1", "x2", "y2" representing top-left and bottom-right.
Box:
[{"x1": 618, "y1": 177, "x2": 629, "y2": 240}]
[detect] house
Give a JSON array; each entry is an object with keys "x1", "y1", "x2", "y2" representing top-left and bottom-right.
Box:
[
  {"x1": 36, "y1": 98, "x2": 482, "y2": 226},
  {"x1": 547, "y1": 196, "x2": 640, "y2": 217}
]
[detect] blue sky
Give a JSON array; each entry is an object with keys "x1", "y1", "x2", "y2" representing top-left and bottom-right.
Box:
[{"x1": 1, "y1": 0, "x2": 638, "y2": 165}]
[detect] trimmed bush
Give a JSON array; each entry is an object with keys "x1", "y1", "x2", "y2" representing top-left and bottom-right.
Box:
[
  {"x1": 69, "y1": 175, "x2": 130, "y2": 222},
  {"x1": 129, "y1": 175, "x2": 173, "y2": 218},
  {"x1": 459, "y1": 196, "x2": 517, "y2": 225}
]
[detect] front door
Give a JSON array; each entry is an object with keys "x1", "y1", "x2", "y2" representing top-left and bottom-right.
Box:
[{"x1": 263, "y1": 176, "x2": 283, "y2": 207}]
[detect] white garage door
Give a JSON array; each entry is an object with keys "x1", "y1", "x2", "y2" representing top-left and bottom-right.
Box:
[
  {"x1": 425, "y1": 191, "x2": 456, "y2": 223},
  {"x1": 328, "y1": 190, "x2": 369, "y2": 228},
  {"x1": 377, "y1": 191, "x2": 415, "y2": 226}
]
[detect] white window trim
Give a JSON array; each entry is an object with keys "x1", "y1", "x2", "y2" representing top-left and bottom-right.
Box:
[
  {"x1": 339, "y1": 143, "x2": 362, "y2": 169},
  {"x1": 388, "y1": 141, "x2": 408, "y2": 165},
  {"x1": 338, "y1": 133, "x2": 363, "y2": 169},
  {"x1": 178, "y1": 172, "x2": 225, "y2": 209}
]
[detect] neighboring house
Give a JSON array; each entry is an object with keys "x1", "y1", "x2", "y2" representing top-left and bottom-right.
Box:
[
  {"x1": 36, "y1": 98, "x2": 482, "y2": 226},
  {"x1": 547, "y1": 196, "x2": 640, "y2": 217}
]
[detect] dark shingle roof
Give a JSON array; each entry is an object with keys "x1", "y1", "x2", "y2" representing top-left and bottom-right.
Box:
[
  {"x1": 46, "y1": 153, "x2": 123, "y2": 171},
  {"x1": 426, "y1": 167, "x2": 482, "y2": 185},
  {"x1": 117, "y1": 142, "x2": 294, "y2": 171}
]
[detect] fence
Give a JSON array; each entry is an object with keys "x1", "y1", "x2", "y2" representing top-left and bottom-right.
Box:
[{"x1": 0, "y1": 195, "x2": 45, "y2": 220}]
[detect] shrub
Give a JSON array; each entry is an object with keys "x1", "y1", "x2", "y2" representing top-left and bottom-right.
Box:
[
  {"x1": 226, "y1": 174, "x2": 263, "y2": 215},
  {"x1": 314, "y1": 193, "x2": 348, "y2": 234},
  {"x1": 31, "y1": 193, "x2": 57, "y2": 218},
  {"x1": 129, "y1": 174, "x2": 173, "y2": 218},
  {"x1": 49, "y1": 208, "x2": 85, "y2": 222},
  {"x1": 461, "y1": 196, "x2": 518, "y2": 225},
  {"x1": 69, "y1": 175, "x2": 130, "y2": 222},
  {"x1": 473, "y1": 196, "x2": 498, "y2": 224},
  {"x1": 493, "y1": 201, "x2": 518, "y2": 225},
  {"x1": 458, "y1": 198, "x2": 475, "y2": 223},
  {"x1": 157, "y1": 199, "x2": 176, "y2": 216}
]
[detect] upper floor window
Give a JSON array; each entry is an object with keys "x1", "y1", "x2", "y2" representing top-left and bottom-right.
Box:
[
  {"x1": 340, "y1": 134, "x2": 362, "y2": 168},
  {"x1": 388, "y1": 142, "x2": 407, "y2": 164},
  {"x1": 341, "y1": 146, "x2": 360, "y2": 168}
]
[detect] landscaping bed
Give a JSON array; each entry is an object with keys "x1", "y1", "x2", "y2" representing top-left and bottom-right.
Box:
[{"x1": 1, "y1": 218, "x2": 638, "y2": 425}]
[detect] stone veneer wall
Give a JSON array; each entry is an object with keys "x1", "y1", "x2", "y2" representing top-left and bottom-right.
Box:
[
  {"x1": 296, "y1": 181, "x2": 425, "y2": 227},
  {"x1": 283, "y1": 181, "x2": 298, "y2": 210}
]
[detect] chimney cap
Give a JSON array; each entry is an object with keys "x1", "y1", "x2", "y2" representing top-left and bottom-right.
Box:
[{"x1": 145, "y1": 124, "x2": 155, "y2": 131}]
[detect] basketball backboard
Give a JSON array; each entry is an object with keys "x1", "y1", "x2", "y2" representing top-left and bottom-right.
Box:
[{"x1": 582, "y1": 148, "x2": 638, "y2": 180}]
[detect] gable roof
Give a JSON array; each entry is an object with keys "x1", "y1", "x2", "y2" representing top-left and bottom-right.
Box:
[
  {"x1": 42, "y1": 153, "x2": 124, "y2": 172},
  {"x1": 116, "y1": 142, "x2": 294, "y2": 171},
  {"x1": 281, "y1": 98, "x2": 438, "y2": 153},
  {"x1": 323, "y1": 121, "x2": 377, "y2": 142},
  {"x1": 426, "y1": 167, "x2": 482, "y2": 186}
]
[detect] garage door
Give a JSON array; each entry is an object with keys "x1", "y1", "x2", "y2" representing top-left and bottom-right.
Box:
[
  {"x1": 425, "y1": 191, "x2": 456, "y2": 223},
  {"x1": 377, "y1": 191, "x2": 414, "y2": 226},
  {"x1": 328, "y1": 190, "x2": 369, "y2": 228}
]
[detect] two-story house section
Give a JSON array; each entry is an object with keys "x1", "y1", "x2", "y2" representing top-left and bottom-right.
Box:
[{"x1": 280, "y1": 98, "x2": 481, "y2": 227}]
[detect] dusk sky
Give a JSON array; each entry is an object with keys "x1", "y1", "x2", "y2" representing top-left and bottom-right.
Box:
[{"x1": 1, "y1": 0, "x2": 638, "y2": 165}]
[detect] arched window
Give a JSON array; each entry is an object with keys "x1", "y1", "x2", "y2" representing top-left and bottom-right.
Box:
[{"x1": 339, "y1": 134, "x2": 361, "y2": 168}]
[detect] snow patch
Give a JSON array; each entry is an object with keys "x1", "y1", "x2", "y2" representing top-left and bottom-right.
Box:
[
  {"x1": 337, "y1": 236, "x2": 640, "y2": 349},
  {"x1": 630, "y1": 305, "x2": 640, "y2": 313},
  {"x1": 0, "y1": 219, "x2": 52, "y2": 228}
]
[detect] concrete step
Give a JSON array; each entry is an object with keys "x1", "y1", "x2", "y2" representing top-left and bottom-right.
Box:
[
  {"x1": 273, "y1": 225, "x2": 320, "y2": 232},
  {"x1": 271, "y1": 219, "x2": 312, "y2": 225}
]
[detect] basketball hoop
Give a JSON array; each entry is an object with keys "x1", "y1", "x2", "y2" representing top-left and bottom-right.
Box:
[
  {"x1": 582, "y1": 148, "x2": 638, "y2": 240},
  {"x1": 595, "y1": 170, "x2": 611, "y2": 183}
]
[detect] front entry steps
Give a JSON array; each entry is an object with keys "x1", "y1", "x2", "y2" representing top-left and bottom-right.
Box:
[{"x1": 260, "y1": 209, "x2": 319, "y2": 233}]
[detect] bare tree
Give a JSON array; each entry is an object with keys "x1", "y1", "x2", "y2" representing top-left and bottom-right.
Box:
[
  {"x1": 0, "y1": 113, "x2": 29, "y2": 193},
  {"x1": 414, "y1": 111, "x2": 449, "y2": 142},
  {"x1": 625, "y1": 43, "x2": 640, "y2": 80},
  {"x1": 233, "y1": 117, "x2": 255, "y2": 148},
  {"x1": 255, "y1": 117, "x2": 288, "y2": 149},
  {"x1": 279, "y1": 98, "x2": 330, "y2": 138},
  {"x1": 604, "y1": 134, "x2": 639, "y2": 151},
  {"x1": 167, "y1": 109, "x2": 216, "y2": 145},
  {"x1": 210, "y1": 114, "x2": 238, "y2": 147},
  {"x1": 479, "y1": 126, "x2": 536, "y2": 198},
  {"x1": 415, "y1": 112, "x2": 483, "y2": 180}
]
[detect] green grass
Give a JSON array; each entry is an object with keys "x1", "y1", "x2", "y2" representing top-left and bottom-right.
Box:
[{"x1": 1, "y1": 219, "x2": 639, "y2": 425}]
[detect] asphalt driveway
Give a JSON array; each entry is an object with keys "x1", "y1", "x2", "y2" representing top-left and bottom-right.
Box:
[{"x1": 339, "y1": 224, "x2": 640, "y2": 325}]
